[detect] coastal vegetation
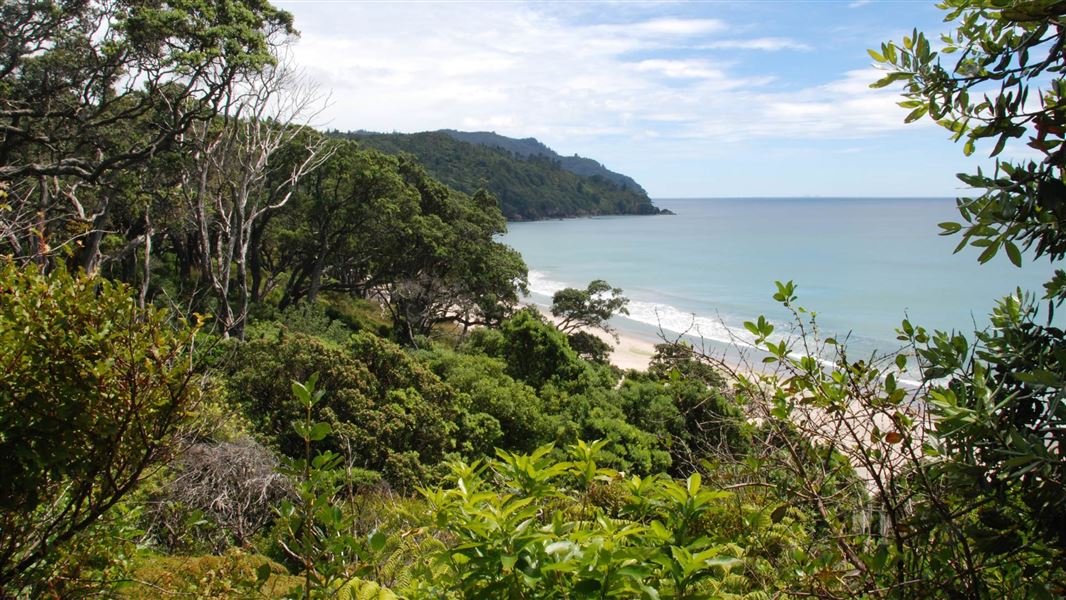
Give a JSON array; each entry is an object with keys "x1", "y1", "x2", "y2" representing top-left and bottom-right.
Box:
[
  {"x1": 0, "y1": 0, "x2": 1063, "y2": 598},
  {"x1": 347, "y1": 131, "x2": 664, "y2": 221}
]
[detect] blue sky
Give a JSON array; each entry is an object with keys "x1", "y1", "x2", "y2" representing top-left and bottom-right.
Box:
[{"x1": 276, "y1": 0, "x2": 991, "y2": 197}]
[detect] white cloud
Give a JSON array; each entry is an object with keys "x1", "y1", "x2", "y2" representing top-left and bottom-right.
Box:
[
  {"x1": 602, "y1": 17, "x2": 727, "y2": 37},
  {"x1": 280, "y1": 2, "x2": 917, "y2": 153},
  {"x1": 634, "y1": 59, "x2": 725, "y2": 80},
  {"x1": 699, "y1": 38, "x2": 811, "y2": 51}
]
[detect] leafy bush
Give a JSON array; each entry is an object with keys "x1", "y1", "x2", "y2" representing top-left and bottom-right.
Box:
[
  {"x1": 418, "y1": 346, "x2": 553, "y2": 455},
  {"x1": 496, "y1": 309, "x2": 583, "y2": 389},
  {"x1": 0, "y1": 262, "x2": 201, "y2": 590},
  {"x1": 125, "y1": 549, "x2": 301, "y2": 598},
  {"x1": 247, "y1": 302, "x2": 355, "y2": 347},
  {"x1": 409, "y1": 442, "x2": 765, "y2": 599},
  {"x1": 567, "y1": 331, "x2": 613, "y2": 364},
  {"x1": 227, "y1": 331, "x2": 461, "y2": 490}
]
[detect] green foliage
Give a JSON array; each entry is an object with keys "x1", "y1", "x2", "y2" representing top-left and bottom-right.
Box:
[
  {"x1": 567, "y1": 330, "x2": 614, "y2": 364},
  {"x1": 0, "y1": 261, "x2": 201, "y2": 590},
  {"x1": 349, "y1": 157, "x2": 528, "y2": 344},
  {"x1": 349, "y1": 131, "x2": 662, "y2": 221},
  {"x1": 440, "y1": 129, "x2": 648, "y2": 193},
  {"x1": 737, "y1": 280, "x2": 1066, "y2": 598},
  {"x1": 272, "y1": 376, "x2": 406, "y2": 600},
  {"x1": 271, "y1": 142, "x2": 421, "y2": 308},
  {"x1": 551, "y1": 279, "x2": 630, "y2": 338},
  {"x1": 228, "y1": 332, "x2": 462, "y2": 491},
  {"x1": 647, "y1": 343, "x2": 729, "y2": 389},
  {"x1": 335, "y1": 577, "x2": 400, "y2": 600},
  {"x1": 870, "y1": 1, "x2": 1066, "y2": 592},
  {"x1": 418, "y1": 346, "x2": 554, "y2": 455},
  {"x1": 0, "y1": 0, "x2": 294, "y2": 263},
  {"x1": 410, "y1": 442, "x2": 767, "y2": 599},
  {"x1": 248, "y1": 302, "x2": 357, "y2": 347},
  {"x1": 545, "y1": 385, "x2": 675, "y2": 476},
  {"x1": 42, "y1": 501, "x2": 147, "y2": 598},
  {"x1": 870, "y1": 0, "x2": 1066, "y2": 273},
  {"x1": 616, "y1": 376, "x2": 750, "y2": 474},
  {"x1": 496, "y1": 309, "x2": 584, "y2": 389},
  {"x1": 124, "y1": 549, "x2": 302, "y2": 598},
  {"x1": 906, "y1": 291, "x2": 1066, "y2": 549}
]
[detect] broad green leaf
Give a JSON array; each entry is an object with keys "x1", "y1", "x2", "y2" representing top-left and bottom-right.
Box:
[
  {"x1": 1004, "y1": 240, "x2": 1022, "y2": 267},
  {"x1": 308, "y1": 422, "x2": 332, "y2": 442}
]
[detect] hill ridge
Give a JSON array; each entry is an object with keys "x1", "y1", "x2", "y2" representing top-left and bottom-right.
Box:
[{"x1": 343, "y1": 130, "x2": 663, "y2": 221}]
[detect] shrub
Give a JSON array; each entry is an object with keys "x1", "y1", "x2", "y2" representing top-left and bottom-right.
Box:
[
  {"x1": 147, "y1": 439, "x2": 292, "y2": 552},
  {"x1": 0, "y1": 262, "x2": 201, "y2": 590},
  {"x1": 227, "y1": 331, "x2": 461, "y2": 489},
  {"x1": 410, "y1": 442, "x2": 754, "y2": 598}
]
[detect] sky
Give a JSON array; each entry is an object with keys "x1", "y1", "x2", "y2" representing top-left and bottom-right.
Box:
[{"x1": 274, "y1": 0, "x2": 998, "y2": 198}]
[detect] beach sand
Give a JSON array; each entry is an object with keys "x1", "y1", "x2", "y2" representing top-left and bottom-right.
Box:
[
  {"x1": 532, "y1": 305, "x2": 658, "y2": 372},
  {"x1": 608, "y1": 331, "x2": 658, "y2": 371}
]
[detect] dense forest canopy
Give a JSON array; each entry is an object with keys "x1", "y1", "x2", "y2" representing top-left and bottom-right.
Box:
[
  {"x1": 0, "y1": 0, "x2": 1064, "y2": 598},
  {"x1": 347, "y1": 130, "x2": 665, "y2": 220},
  {"x1": 437, "y1": 130, "x2": 648, "y2": 195}
]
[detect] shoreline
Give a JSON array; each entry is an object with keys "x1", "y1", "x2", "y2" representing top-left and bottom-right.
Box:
[
  {"x1": 532, "y1": 304, "x2": 659, "y2": 371},
  {"x1": 531, "y1": 303, "x2": 763, "y2": 375},
  {"x1": 533, "y1": 304, "x2": 656, "y2": 370}
]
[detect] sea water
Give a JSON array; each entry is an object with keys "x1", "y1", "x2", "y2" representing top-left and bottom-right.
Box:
[{"x1": 501, "y1": 197, "x2": 1060, "y2": 372}]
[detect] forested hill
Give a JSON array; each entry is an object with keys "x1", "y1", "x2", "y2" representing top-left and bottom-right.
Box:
[
  {"x1": 439, "y1": 130, "x2": 647, "y2": 194},
  {"x1": 340, "y1": 130, "x2": 664, "y2": 221}
]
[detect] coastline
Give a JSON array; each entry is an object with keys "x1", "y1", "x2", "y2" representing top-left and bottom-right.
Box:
[
  {"x1": 532, "y1": 304, "x2": 659, "y2": 371},
  {"x1": 608, "y1": 328, "x2": 659, "y2": 371},
  {"x1": 529, "y1": 301, "x2": 769, "y2": 375}
]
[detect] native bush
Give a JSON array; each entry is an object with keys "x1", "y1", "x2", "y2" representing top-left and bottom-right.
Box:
[
  {"x1": 496, "y1": 308, "x2": 584, "y2": 389},
  {"x1": 0, "y1": 261, "x2": 202, "y2": 590},
  {"x1": 227, "y1": 331, "x2": 462, "y2": 490},
  {"x1": 418, "y1": 346, "x2": 554, "y2": 455},
  {"x1": 407, "y1": 441, "x2": 768, "y2": 599}
]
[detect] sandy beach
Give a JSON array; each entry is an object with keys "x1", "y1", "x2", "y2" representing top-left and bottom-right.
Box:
[
  {"x1": 531, "y1": 305, "x2": 659, "y2": 371},
  {"x1": 609, "y1": 331, "x2": 659, "y2": 371}
]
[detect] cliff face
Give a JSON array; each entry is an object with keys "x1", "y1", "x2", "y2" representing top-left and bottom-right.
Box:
[{"x1": 344, "y1": 130, "x2": 661, "y2": 221}]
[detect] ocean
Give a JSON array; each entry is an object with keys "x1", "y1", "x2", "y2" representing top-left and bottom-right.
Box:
[{"x1": 500, "y1": 197, "x2": 1060, "y2": 374}]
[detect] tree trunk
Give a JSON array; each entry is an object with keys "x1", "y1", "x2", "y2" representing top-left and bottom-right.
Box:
[
  {"x1": 249, "y1": 217, "x2": 270, "y2": 304},
  {"x1": 138, "y1": 213, "x2": 152, "y2": 309},
  {"x1": 306, "y1": 241, "x2": 330, "y2": 304}
]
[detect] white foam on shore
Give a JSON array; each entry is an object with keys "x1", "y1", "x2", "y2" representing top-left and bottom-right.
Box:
[
  {"x1": 527, "y1": 270, "x2": 568, "y2": 297},
  {"x1": 525, "y1": 271, "x2": 922, "y2": 387},
  {"x1": 625, "y1": 299, "x2": 759, "y2": 348},
  {"x1": 528, "y1": 270, "x2": 764, "y2": 349}
]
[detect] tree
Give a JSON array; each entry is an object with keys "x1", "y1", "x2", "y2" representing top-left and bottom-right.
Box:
[
  {"x1": 0, "y1": 0, "x2": 295, "y2": 267},
  {"x1": 374, "y1": 160, "x2": 527, "y2": 345},
  {"x1": 0, "y1": 260, "x2": 202, "y2": 591},
  {"x1": 178, "y1": 63, "x2": 329, "y2": 339},
  {"x1": 494, "y1": 308, "x2": 584, "y2": 390},
  {"x1": 272, "y1": 142, "x2": 419, "y2": 308},
  {"x1": 678, "y1": 5, "x2": 1066, "y2": 596},
  {"x1": 226, "y1": 331, "x2": 462, "y2": 490},
  {"x1": 872, "y1": 0, "x2": 1066, "y2": 556},
  {"x1": 550, "y1": 279, "x2": 629, "y2": 362},
  {"x1": 551, "y1": 279, "x2": 630, "y2": 338}
]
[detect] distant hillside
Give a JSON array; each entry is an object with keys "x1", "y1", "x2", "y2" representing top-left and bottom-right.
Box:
[
  {"x1": 342, "y1": 130, "x2": 663, "y2": 221},
  {"x1": 439, "y1": 130, "x2": 648, "y2": 195}
]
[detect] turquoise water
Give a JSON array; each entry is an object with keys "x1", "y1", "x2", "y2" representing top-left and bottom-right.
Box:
[{"x1": 501, "y1": 197, "x2": 1060, "y2": 368}]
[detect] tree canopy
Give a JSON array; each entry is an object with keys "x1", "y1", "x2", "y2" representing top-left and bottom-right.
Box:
[
  {"x1": 873, "y1": 0, "x2": 1066, "y2": 556},
  {"x1": 348, "y1": 131, "x2": 664, "y2": 221},
  {"x1": 551, "y1": 279, "x2": 630, "y2": 338}
]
